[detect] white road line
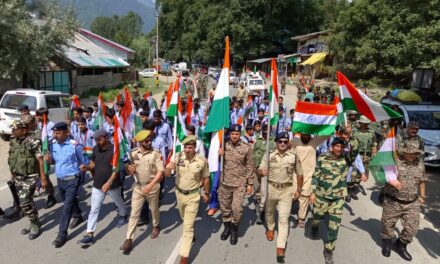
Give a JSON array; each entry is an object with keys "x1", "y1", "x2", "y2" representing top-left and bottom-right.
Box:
[
  {"x1": 165, "y1": 237, "x2": 182, "y2": 264},
  {"x1": 0, "y1": 184, "x2": 8, "y2": 191}
]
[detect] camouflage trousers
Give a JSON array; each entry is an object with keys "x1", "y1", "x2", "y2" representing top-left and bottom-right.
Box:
[
  {"x1": 218, "y1": 184, "x2": 246, "y2": 224},
  {"x1": 15, "y1": 175, "x2": 38, "y2": 222},
  {"x1": 311, "y1": 196, "x2": 344, "y2": 252},
  {"x1": 381, "y1": 197, "x2": 420, "y2": 244},
  {"x1": 252, "y1": 173, "x2": 267, "y2": 210}
]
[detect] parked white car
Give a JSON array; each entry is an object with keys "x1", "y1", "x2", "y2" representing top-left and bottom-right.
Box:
[
  {"x1": 208, "y1": 67, "x2": 218, "y2": 77},
  {"x1": 382, "y1": 98, "x2": 440, "y2": 167},
  {"x1": 139, "y1": 68, "x2": 158, "y2": 78},
  {"x1": 229, "y1": 71, "x2": 237, "y2": 85},
  {"x1": 246, "y1": 75, "x2": 265, "y2": 95},
  {"x1": 0, "y1": 89, "x2": 70, "y2": 140}
]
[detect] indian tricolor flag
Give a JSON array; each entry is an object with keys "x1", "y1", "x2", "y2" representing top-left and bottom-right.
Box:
[
  {"x1": 369, "y1": 129, "x2": 399, "y2": 185},
  {"x1": 337, "y1": 71, "x2": 401, "y2": 122},
  {"x1": 93, "y1": 92, "x2": 107, "y2": 130},
  {"x1": 166, "y1": 78, "x2": 179, "y2": 118},
  {"x1": 41, "y1": 115, "x2": 49, "y2": 174},
  {"x1": 269, "y1": 58, "x2": 279, "y2": 126},
  {"x1": 205, "y1": 36, "x2": 230, "y2": 172},
  {"x1": 111, "y1": 115, "x2": 130, "y2": 172},
  {"x1": 161, "y1": 82, "x2": 174, "y2": 114},
  {"x1": 175, "y1": 96, "x2": 188, "y2": 153},
  {"x1": 292, "y1": 101, "x2": 337, "y2": 136}
]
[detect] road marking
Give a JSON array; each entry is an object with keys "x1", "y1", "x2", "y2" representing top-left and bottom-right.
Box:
[
  {"x1": 165, "y1": 237, "x2": 182, "y2": 264},
  {"x1": 0, "y1": 185, "x2": 8, "y2": 191}
]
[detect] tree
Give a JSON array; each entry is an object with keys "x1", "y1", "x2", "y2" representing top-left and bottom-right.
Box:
[
  {"x1": 329, "y1": 0, "x2": 440, "y2": 84},
  {"x1": 0, "y1": 0, "x2": 78, "y2": 80}
]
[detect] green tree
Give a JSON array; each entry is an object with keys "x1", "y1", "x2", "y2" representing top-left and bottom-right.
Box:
[
  {"x1": 329, "y1": 0, "x2": 440, "y2": 84},
  {"x1": 0, "y1": 0, "x2": 78, "y2": 80}
]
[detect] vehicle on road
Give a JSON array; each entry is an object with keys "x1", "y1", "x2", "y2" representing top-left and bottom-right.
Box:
[
  {"x1": 229, "y1": 71, "x2": 238, "y2": 87},
  {"x1": 208, "y1": 67, "x2": 218, "y2": 77},
  {"x1": 139, "y1": 68, "x2": 158, "y2": 78},
  {"x1": 0, "y1": 89, "x2": 70, "y2": 140},
  {"x1": 212, "y1": 69, "x2": 222, "y2": 79},
  {"x1": 382, "y1": 97, "x2": 440, "y2": 167},
  {"x1": 172, "y1": 63, "x2": 180, "y2": 72},
  {"x1": 159, "y1": 62, "x2": 172, "y2": 76},
  {"x1": 178, "y1": 62, "x2": 188, "y2": 71},
  {"x1": 246, "y1": 75, "x2": 265, "y2": 95}
]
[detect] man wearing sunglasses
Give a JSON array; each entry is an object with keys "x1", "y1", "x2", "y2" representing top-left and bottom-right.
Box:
[
  {"x1": 120, "y1": 130, "x2": 164, "y2": 254},
  {"x1": 259, "y1": 132, "x2": 304, "y2": 263}
]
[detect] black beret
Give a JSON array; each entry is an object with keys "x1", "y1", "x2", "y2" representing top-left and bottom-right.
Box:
[
  {"x1": 229, "y1": 124, "x2": 242, "y2": 132},
  {"x1": 331, "y1": 137, "x2": 346, "y2": 146},
  {"x1": 275, "y1": 132, "x2": 289, "y2": 141},
  {"x1": 18, "y1": 104, "x2": 29, "y2": 111},
  {"x1": 52, "y1": 122, "x2": 68, "y2": 131}
]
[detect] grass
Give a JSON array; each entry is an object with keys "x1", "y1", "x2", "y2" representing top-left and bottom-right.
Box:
[{"x1": 80, "y1": 77, "x2": 172, "y2": 102}]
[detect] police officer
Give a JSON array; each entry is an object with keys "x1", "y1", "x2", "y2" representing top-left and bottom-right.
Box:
[
  {"x1": 120, "y1": 130, "x2": 164, "y2": 254},
  {"x1": 309, "y1": 138, "x2": 352, "y2": 264},
  {"x1": 381, "y1": 144, "x2": 427, "y2": 261},
  {"x1": 165, "y1": 135, "x2": 210, "y2": 264},
  {"x1": 259, "y1": 132, "x2": 304, "y2": 263},
  {"x1": 45, "y1": 122, "x2": 86, "y2": 248},
  {"x1": 236, "y1": 83, "x2": 247, "y2": 101},
  {"x1": 8, "y1": 120, "x2": 46, "y2": 240},
  {"x1": 252, "y1": 124, "x2": 275, "y2": 224},
  {"x1": 218, "y1": 124, "x2": 254, "y2": 245}
]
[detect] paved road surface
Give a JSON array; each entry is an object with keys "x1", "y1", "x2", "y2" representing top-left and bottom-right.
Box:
[{"x1": 0, "y1": 78, "x2": 438, "y2": 264}]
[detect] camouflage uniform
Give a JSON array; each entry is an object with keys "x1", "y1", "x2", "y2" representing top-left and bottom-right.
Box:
[
  {"x1": 198, "y1": 74, "x2": 208, "y2": 99},
  {"x1": 396, "y1": 132, "x2": 424, "y2": 160},
  {"x1": 311, "y1": 152, "x2": 349, "y2": 252},
  {"x1": 8, "y1": 121, "x2": 43, "y2": 237},
  {"x1": 252, "y1": 136, "x2": 275, "y2": 211},
  {"x1": 381, "y1": 159, "x2": 425, "y2": 243},
  {"x1": 219, "y1": 139, "x2": 254, "y2": 224}
]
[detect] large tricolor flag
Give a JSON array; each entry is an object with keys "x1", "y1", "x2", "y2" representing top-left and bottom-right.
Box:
[
  {"x1": 369, "y1": 129, "x2": 399, "y2": 185},
  {"x1": 166, "y1": 79, "x2": 179, "y2": 118},
  {"x1": 269, "y1": 58, "x2": 280, "y2": 126},
  {"x1": 161, "y1": 82, "x2": 174, "y2": 113},
  {"x1": 292, "y1": 101, "x2": 337, "y2": 136},
  {"x1": 205, "y1": 36, "x2": 230, "y2": 172},
  {"x1": 337, "y1": 71, "x2": 401, "y2": 122},
  {"x1": 121, "y1": 87, "x2": 135, "y2": 135},
  {"x1": 68, "y1": 95, "x2": 81, "y2": 120},
  {"x1": 41, "y1": 115, "x2": 49, "y2": 174},
  {"x1": 111, "y1": 115, "x2": 130, "y2": 172}
]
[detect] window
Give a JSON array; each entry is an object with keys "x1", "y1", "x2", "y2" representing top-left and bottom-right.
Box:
[
  {"x1": 407, "y1": 111, "x2": 440, "y2": 130},
  {"x1": 45, "y1": 95, "x2": 61, "y2": 109},
  {"x1": 60, "y1": 96, "x2": 70, "y2": 107},
  {"x1": 0, "y1": 94, "x2": 37, "y2": 111}
]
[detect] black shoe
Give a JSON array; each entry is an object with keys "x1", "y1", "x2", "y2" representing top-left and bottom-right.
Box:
[
  {"x1": 311, "y1": 225, "x2": 319, "y2": 238},
  {"x1": 378, "y1": 190, "x2": 385, "y2": 204},
  {"x1": 21, "y1": 228, "x2": 30, "y2": 235},
  {"x1": 44, "y1": 195, "x2": 57, "y2": 209},
  {"x1": 28, "y1": 229, "x2": 42, "y2": 240},
  {"x1": 69, "y1": 216, "x2": 84, "y2": 229},
  {"x1": 220, "y1": 222, "x2": 231, "y2": 241},
  {"x1": 0, "y1": 207, "x2": 4, "y2": 216},
  {"x1": 323, "y1": 249, "x2": 334, "y2": 264},
  {"x1": 52, "y1": 235, "x2": 67, "y2": 248},
  {"x1": 382, "y1": 239, "x2": 392, "y2": 257},
  {"x1": 394, "y1": 239, "x2": 412, "y2": 261},
  {"x1": 345, "y1": 195, "x2": 351, "y2": 203},
  {"x1": 137, "y1": 218, "x2": 149, "y2": 227},
  {"x1": 351, "y1": 192, "x2": 359, "y2": 200},
  {"x1": 229, "y1": 223, "x2": 238, "y2": 245}
]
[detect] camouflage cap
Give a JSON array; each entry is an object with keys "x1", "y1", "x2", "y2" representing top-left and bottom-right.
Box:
[
  {"x1": 407, "y1": 121, "x2": 419, "y2": 128},
  {"x1": 10, "y1": 120, "x2": 27, "y2": 129},
  {"x1": 402, "y1": 143, "x2": 422, "y2": 154},
  {"x1": 21, "y1": 114, "x2": 36, "y2": 124},
  {"x1": 359, "y1": 115, "x2": 371, "y2": 124}
]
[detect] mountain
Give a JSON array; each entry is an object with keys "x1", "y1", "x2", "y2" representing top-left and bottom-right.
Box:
[{"x1": 57, "y1": 0, "x2": 156, "y2": 32}]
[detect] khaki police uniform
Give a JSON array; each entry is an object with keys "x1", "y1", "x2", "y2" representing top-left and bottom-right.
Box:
[
  {"x1": 126, "y1": 148, "x2": 164, "y2": 239},
  {"x1": 175, "y1": 152, "x2": 209, "y2": 257},
  {"x1": 260, "y1": 149, "x2": 303, "y2": 249}
]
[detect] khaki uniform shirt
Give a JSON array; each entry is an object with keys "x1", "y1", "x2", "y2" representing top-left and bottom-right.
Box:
[
  {"x1": 176, "y1": 153, "x2": 209, "y2": 190},
  {"x1": 259, "y1": 149, "x2": 303, "y2": 184},
  {"x1": 384, "y1": 159, "x2": 426, "y2": 201},
  {"x1": 236, "y1": 87, "x2": 246, "y2": 99},
  {"x1": 222, "y1": 140, "x2": 254, "y2": 187},
  {"x1": 131, "y1": 148, "x2": 164, "y2": 186}
]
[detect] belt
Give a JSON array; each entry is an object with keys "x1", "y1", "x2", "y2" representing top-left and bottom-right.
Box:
[
  {"x1": 385, "y1": 194, "x2": 417, "y2": 204},
  {"x1": 58, "y1": 175, "x2": 79, "y2": 181},
  {"x1": 15, "y1": 173, "x2": 38, "y2": 179},
  {"x1": 176, "y1": 186, "x2": 199, "y2": 195},
  {"x1": 269, "y1": 181, "x2": 293, "y2": 189}
]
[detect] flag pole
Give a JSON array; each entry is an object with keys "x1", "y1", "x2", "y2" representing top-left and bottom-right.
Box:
[{"x1": 172, "y1": 113, "x2": 178, "y2": 162}]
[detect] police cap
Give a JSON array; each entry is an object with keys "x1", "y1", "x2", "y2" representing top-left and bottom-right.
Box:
[{"x1": 52, "y1": 122, "x2": 68, "y2": 131}]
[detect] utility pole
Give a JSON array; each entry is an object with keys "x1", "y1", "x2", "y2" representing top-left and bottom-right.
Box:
[{"x1": 156, "y1": 13, "x2": 159, "y2": 71}]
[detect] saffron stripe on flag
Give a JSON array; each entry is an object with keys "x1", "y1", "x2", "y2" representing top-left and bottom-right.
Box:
[{"x1": 295, "y1": 101, "x2": 338, "y2": 116}]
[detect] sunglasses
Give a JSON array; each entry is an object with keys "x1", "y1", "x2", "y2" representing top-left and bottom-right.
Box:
[{"x1": 277, "y1": 140, "x2": 289, "y2": 145}]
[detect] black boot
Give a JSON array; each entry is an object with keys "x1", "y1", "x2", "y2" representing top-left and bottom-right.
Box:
[
  {"x1": 255, "y1": 204, "x2": 263, "y2": 225},
  {"x1": 351, "y1": 185, "x2": 359, "y2": 200},
  {"x1": 230, "y1": 223, "x2": 238, "y2": 245},
  {"x1": 44, "y1": 195, "x2": 57, "y2": 209},
  {"x1": 0, "y1": 207, "x2": 4, "y2": 216},
  {"x1": 220, "y1": 222, "x2": 231, "y2": 241},
  {"x1": 378, "y1": 188, "x2": 385, "y2": 204},
  {"x1": 382, "y1": 238, "x2": 392, "y2": 257},
  {"x1": 311, "y1": 225, "x2": 319, "y2": 238},
  {"x1": 394, "y1": 239, "x2": 412, "y2": 261}
]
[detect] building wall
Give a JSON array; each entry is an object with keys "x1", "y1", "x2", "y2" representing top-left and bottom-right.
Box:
[{"x1": 73, "y1": 71, "x2": 136, "y2": 95}]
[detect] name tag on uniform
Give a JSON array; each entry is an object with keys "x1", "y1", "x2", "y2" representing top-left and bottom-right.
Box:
[{"x1": 177, "y1": 161, "x2": 185, "y2": 167}]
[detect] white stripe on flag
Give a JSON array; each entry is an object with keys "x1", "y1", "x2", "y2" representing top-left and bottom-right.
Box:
[
  {"x1": 294, "y1": 112, "x2": 337, "y2": 126},
  {"x1": 208, "y1": 131, "x2": 221, "y2": 172}
]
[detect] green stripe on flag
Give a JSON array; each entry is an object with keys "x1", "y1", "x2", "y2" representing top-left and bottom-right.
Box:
[{"x1": 292, "y1": 121, "x2": 336, "y2": 136}]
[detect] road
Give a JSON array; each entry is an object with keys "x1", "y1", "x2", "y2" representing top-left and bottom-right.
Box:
[{"x1": 0, "y1": 78, "x2": 439, "y2": 264}]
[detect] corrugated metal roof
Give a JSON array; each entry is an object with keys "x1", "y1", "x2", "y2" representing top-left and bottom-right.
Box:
[
  {"x1": 246, "y1": 58, "x2": 272, "y2": 63},
  {"x1": 63, "y1": 33, "x2": 130, "y2": 68}
]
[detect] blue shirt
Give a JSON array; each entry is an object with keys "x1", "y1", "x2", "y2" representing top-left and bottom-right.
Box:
[
  {"x1": 74, "y1": 129, "x2": 95, "y2": 164},
  {"x1": 86, "y1": 117, "x2": 95, "y2": 131},
  {"x1": 152, "y1": 136, "x2": 167, "y2": 164},
  {"x1": 70, "y1": 121, "x2": 80, "y2": 138},
  {"x1": 155, "y1": 122, "x2": 173, "y2": 149},
  {"x1": 50, "y1": 138, "x2": 84, "y2": 179}
]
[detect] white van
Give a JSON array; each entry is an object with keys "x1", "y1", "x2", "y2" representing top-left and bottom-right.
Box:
[
  {"x1": 0, "y1": 89, "x2": 70, "y2": 140},
  {"x1": 382, "y1": 98, "x2": 440, "y2": 167}
]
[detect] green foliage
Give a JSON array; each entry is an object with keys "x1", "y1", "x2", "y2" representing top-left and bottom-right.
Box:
[
  {"x1": 156, "y1": 0, "x2": 339, "y2": 65},
  {"x1": 0, "y1": 0, "x2": 78, "y2": 80},
  {"x1": 329, "y1": 0, "x2": 440, "y2": 84}
]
